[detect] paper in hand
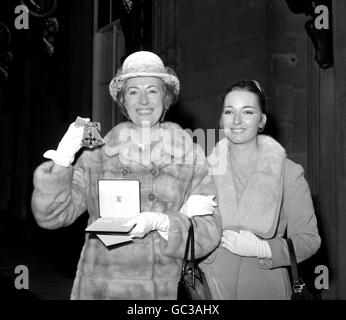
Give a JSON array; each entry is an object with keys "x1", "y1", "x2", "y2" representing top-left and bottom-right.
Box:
[{"x1": 96, "y1": 234, "x2": 133, "y2": 247}]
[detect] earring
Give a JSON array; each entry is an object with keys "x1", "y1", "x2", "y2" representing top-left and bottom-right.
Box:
[{"x1": 258, "y1": 125, "x2": 264, "y2": 133}]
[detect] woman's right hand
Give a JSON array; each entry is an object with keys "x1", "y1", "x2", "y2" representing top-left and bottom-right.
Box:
[
  {"x1": 222, "y1": 230, "x2": 272, "y2": 259},
  {"x1": 43, "y1": 117, "x2": 90, "y2": 167},
  {"x1": 180, "y1": 195, "x2": 217, "y2": 218}
]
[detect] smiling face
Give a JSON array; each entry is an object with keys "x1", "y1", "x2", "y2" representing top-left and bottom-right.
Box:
[
  {"x1": 124, "y1": 77, "x2": 165, "y2": 128},
  {"x1": 220, "y1": 89, "x2": 266, "y2": 146}
]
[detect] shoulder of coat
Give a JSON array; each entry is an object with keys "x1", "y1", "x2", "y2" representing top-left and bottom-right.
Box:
[
  {"x1": 160, "y1": 121, "x2": 183, "y2": 131},
  {"x1": 281, "y1": 158, "x2": 308, "y2": 196},
  {"x1": 283, "y1": 158, "x2": 305, "y2": 178},
  {"x1": 103, "y1": 121, "x2": 131, "y2": 140},
  {"x1": 257, "y1": 135, "x2": 286, "y2": 161}
]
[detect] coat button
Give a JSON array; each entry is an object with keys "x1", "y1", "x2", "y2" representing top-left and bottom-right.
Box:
[
  {"x1": 121, "y1": 167, "x2": 130, "y2": 177},
  {"x1": 148, "y1": 193, "x2": 156, "y2": 202},
  {"x1": 150, "y1": 168, "x2": 158, "y2": 176}
]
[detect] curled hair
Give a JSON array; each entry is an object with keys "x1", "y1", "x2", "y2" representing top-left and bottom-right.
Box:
[{"x1": 116, "y1": 79, "x2": 178, "y2": 120}]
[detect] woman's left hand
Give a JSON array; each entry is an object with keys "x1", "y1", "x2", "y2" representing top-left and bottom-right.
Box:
[
  {"x1": 122, "y1": 212, "x2": 170, "y2": 240},
  {"x1": 221, "y1": 230, "x2": 272, "y2": 258},
  {"x1": 180, "y1": 195, "x2": 217, "y2": 217}
]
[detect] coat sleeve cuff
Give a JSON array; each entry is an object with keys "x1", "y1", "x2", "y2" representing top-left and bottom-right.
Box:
[
  {"x1": 159, "y1": 213, "x2": 190, "y2": 258},
  {"x1": 266, "y1": 237, "x2": 290, "y2": 269},
  {"x1": 257, "y1": 257, "x2": 273, "y2": 269}
]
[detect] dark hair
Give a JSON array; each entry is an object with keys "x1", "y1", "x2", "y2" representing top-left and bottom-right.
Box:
[{"x1": 222, "y1": 80, "x2": 267, "y2": 114}]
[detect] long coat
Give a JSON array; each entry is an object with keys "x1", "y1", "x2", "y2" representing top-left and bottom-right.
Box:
[
  {"x1": 200, "y1": 135, "x2": 321, "y2": 300},
  {"x1": 31, "y1": 121, "x2": 221, "y2": 300}
]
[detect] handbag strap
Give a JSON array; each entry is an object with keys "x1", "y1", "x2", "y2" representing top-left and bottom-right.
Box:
[
  {"x1": 287, "y1": 238, "x2": 305, "y2": 293},
  {"x1": 180, "y1": 219, "x2": 196, "y2": 286},
  {"x1": 190, "y1": 221, "x2": 196, "y2": 284}
]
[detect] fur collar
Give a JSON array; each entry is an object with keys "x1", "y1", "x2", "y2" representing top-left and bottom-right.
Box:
[
  {"x1": 103, "y1": 121, "x2": 194, "y2": 168},
  {"x1": 208, "y1": 135, "x2": 286, "y2": 174},
  {"x1": 208, "y1": 135, "x2": 287, "y2": 238}
]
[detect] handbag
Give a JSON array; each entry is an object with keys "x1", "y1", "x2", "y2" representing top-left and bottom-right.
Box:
[
  {"x1": 287, "y1": 238, "x2": 316, "y2": 300},
  {"x1": 177, "y1": 220, "x2": 212, "y2": 300}
]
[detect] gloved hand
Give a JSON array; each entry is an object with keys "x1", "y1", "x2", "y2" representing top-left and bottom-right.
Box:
[
  {"x1": 221, "y1": 230, "x2": 272, "y2": 259},
  {"x1": 43, "y1": 117, "x2": 90, "y2": 167},
  {"x1": 122, "y1": 212, "x2": 170, "y2": 240},
  {"x1": 180, "y1": 195, "x2": 217, "y2": 218}
]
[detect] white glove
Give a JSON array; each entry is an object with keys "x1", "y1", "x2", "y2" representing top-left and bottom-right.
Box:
[
  {"x1": 43, "y1": 117, "x2": 90, "y2": 167},
  {"x1": 221, "y1": 230, "x2": 272, "y2": 259},
  {"x1": 180, "y1": 195, "x2": 217, "y2": 218},
  {"x1": 122, "y1": 212, "x2": 170, "y2": 240}
]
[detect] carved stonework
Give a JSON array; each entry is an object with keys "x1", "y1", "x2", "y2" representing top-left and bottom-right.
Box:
[
  {"x1": 286, "y1": 0, "x2": 333, "y2": 69},
  {"x1": 18, "y1": 0, "x2": 59, "y2": 56},
  {"x1": 20, "y1": 0, "x2": 57, "y2": 18}
]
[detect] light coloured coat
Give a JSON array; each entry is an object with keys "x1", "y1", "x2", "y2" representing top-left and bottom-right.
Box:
[
  {"x1": 201, "y1": 135, "x2": 321, "y2": 300},
  {"x1": 31, "y1": 121, "x2": 222, "y2": 300}
]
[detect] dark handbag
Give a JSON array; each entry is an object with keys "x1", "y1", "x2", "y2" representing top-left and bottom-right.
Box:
[
  {"x1": 177, "y1": 221, "x2": 212, "y2": 300},
  {"x1": 287, "y1": 238, "x2": 316, "y2": 300}
]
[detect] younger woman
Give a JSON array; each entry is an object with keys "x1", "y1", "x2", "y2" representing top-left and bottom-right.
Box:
[{"x1": 198, "y1": 80, "x2": 320, "y2": 299}]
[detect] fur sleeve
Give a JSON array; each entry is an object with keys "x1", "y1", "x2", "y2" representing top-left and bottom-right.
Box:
[
  {"x1": 160, "y1": 143, "x2": 222, "y2": 259},
  {"x1": 31, "y1": 156, "x2": 87, "y2": 230}
]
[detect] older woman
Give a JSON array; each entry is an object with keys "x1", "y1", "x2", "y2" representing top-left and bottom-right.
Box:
[
  {"x1": 31, "y1": 51, "x2": 221, "y2": 300},
  {"x1": 190, "y1": 80, "x2": 321, "y2": 300}
]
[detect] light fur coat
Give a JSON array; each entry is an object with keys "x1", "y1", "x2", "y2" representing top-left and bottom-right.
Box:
[{"x1": 31, "y1": 121, "x2": 221, "y2": 300}]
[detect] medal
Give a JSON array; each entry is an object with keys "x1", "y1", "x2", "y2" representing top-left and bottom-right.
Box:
[{"x1": 75, "y1": 116, "x2": 105, "y2": 149}]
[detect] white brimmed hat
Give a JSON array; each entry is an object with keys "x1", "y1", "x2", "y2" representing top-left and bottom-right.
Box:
[{"x1": 109, "y1": 51, "x2": 180, "y2": 104}]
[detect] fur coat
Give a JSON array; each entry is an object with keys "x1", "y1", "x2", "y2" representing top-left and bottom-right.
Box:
[
  {"x1": 201, "y1": 135, "x2": 321, "y2": 300},
  {"x1": 31, "y1": 121, "x2": 221, "y2": 300}
]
